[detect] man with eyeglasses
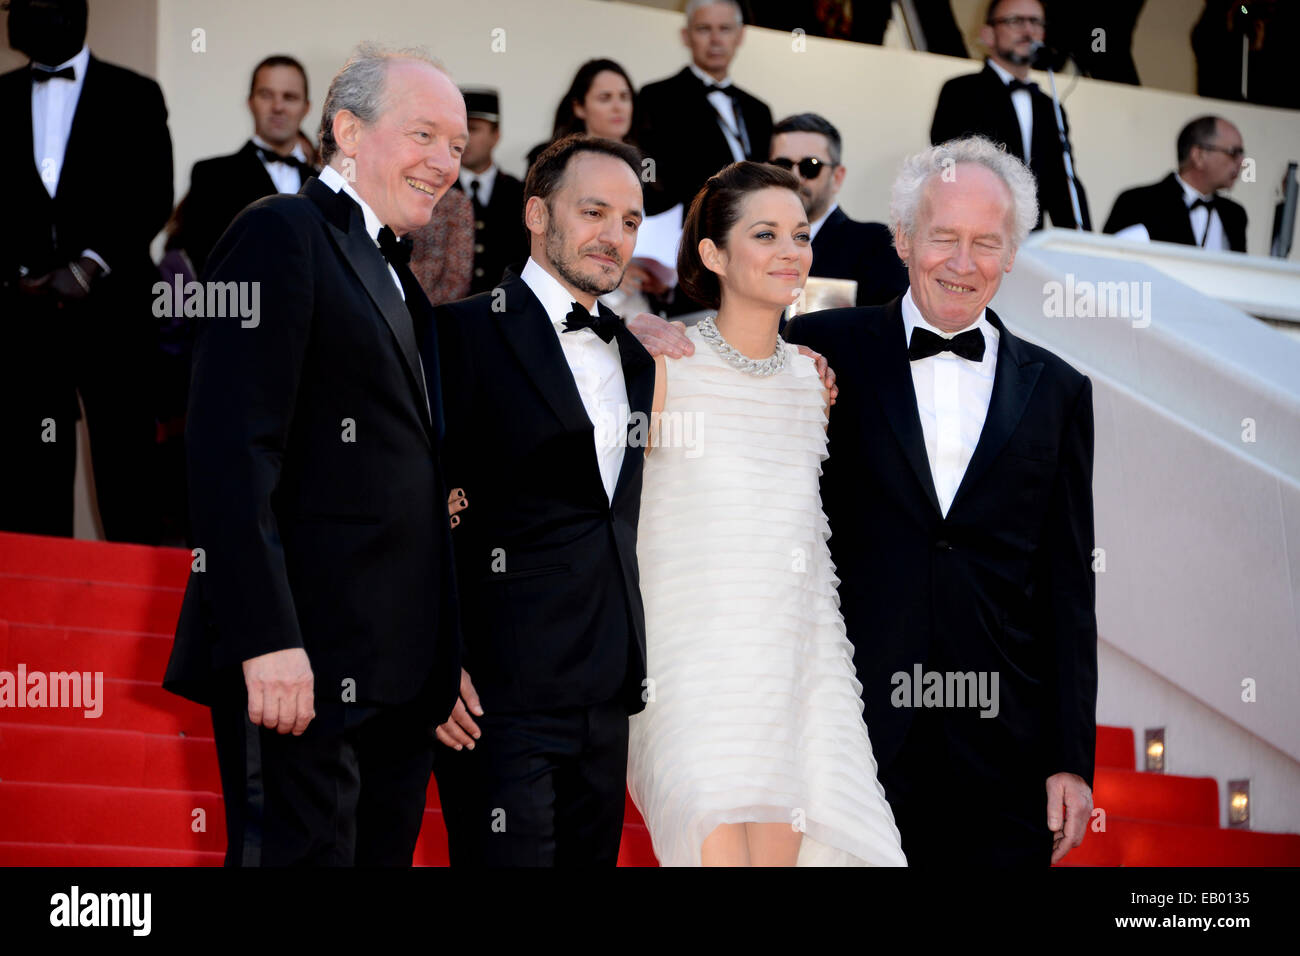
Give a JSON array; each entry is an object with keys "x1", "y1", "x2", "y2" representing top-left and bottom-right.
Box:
[
  {"x1": 931, "y1": 0, "x2": 1091, "y2": 232},
  {"x1": 770, "y1": 113, "x2": 907, "y2": 308},
  {"x1": 1103, "y1": 115, "x2": 1248, "y2": 253}
]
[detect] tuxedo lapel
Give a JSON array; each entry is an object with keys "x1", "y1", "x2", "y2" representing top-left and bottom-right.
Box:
[
  {"x1": 306, "y1": 177, "x2": 433, "y2": 446},
  {"x1": 948, "y1": 309, "x2": 1043, "y2": 513},
  {"x1": 680, "y1": 67, "x2": 736, "y2": 164},
  {"x1": 981, "y1": 64, "x2": 1026, "y2": 161},
  {"x1": 238, "y1": 140, "x2": 278, "y2": 196},
  {"x1": 868, "y1": 299, "x2": 942, "y2": 515},
  {"x1": 610, "y1": 313, "x2": 654, "y2": 506},
  {"x1": 1160, "y1": 173, "x2": 1197, "y2": 246},
  {"x1": 11, "y1": 69, "x2": 47, "y2": 201},
  {"x1": 54, "y1": 55, "x2": 99, "y2": 198},
  {"x1": 492, "y1": 274, "x2": 595, "y2": 436},
  {"x1": 811, "y1": 207, "x2": 847, "y2": 260}
]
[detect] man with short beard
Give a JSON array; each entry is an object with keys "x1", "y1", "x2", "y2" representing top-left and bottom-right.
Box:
[{"x1": 429, "y1": 135, "x2": 657, "y2": 867}]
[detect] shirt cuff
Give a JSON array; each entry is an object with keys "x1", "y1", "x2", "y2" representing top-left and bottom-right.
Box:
[{"x1": 78, "y1": 249, "x2": 111, "y2": 276}]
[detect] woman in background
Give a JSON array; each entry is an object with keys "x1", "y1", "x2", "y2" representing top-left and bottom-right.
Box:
[{"x1": 526, "y1": 58, "x2": 637, "y2": 167}]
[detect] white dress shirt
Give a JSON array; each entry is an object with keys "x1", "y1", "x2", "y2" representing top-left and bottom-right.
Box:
[
  {"x1": 252, "y1": 134, "x2": 309, "y2": 195},
  {"x1": 459, "y1": 164, "x2": 498, "y2": 208},
  {"x1": 988, "y1": 58, "x2": 1033, "y2": 164},
  {"x1": 1174, "y1": 172, "x2": 1228, "y2": 251},
  {"x1": 901, "y1": 287, "x2": 1000, "y2": 516},
  {"x1": 521, "y1": 257, "x2": 629, "y2": 504},
  {"x1": 808, "y1": 202, "x2": 839, "y2": 242},
  {"x1": 31, "y1": 43, "x2": 89, "y2": 198},
  {"x1": 31, "y1": 44, "x2": 107, "y2": 273},
  {"x1": 689, "y1": 63, "x2": 746, "y2": 162}
]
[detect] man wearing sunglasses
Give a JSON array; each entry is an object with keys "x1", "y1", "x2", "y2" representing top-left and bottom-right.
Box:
[
  {"x1": 931, "y1": 0, "x2": 1091, "y2": 232},
  {"x1": 770, "y1": 113, "x2": 906, "y2": 308},
  {"x1": 1103, "y1": 115, "x2": 1248, "y2": 253}
]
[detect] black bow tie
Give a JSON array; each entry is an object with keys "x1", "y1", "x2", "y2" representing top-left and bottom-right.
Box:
[
  {"x1": 376, "y1": 225, "x2": 413, "y2": 267},
  {"x1": 908, "y1": 326, "x2": 985, "y2": 363},
  {"x1": 257, "y1": 148, "x2": 310, "y2": 173},
  {"x1": 562, "y1": 302, "x2": 620, "y2": 343},
  {"x1": 1188, "y1": 196, "x2": 1215, "y2": 211},
  {"x1": 32, "y1": 65, "x2": 75, "y2": 83},
  {"x1": 1006, "y1": 78, "x2": 1037, "y2": 93}
]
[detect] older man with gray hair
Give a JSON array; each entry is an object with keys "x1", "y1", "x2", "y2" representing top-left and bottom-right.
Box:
[
  {"x1": 784, "y1": 135, "x2": 1097, "y2": 866},
  {"x1": 635, "y1": 0, "x2": 773, "y2": 216},
  {"x1": 164, "y1": 43, "x2": 467, "y2": 866},
  {"x1": 629, "y1": 135, "x2": 1097, "y2": 865}
]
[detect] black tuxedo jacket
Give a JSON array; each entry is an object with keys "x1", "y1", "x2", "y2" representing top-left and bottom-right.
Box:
[
  {"x1": 784, "y1": 298, "x2": 1098, "y2": 789},
  {"x1": 431, "y1": 273, "x2": 654, "y2": 716},
  {"x1": 164, "y1": 178, "x2": 461, "y2": 719},
  {"x1": 1103, "y1": 172, "x2": 1247, "y2": 252},
  {"x1": 635, "y1": 66, "x2": 774, "y2": 214},
  {"x1": 811, "y1": 207, "x2": 909, "y2": 307},
  {"x1": 180, "y1": 140, "x2": 309, "y2": 276},
  {"x1": 453, "y1": 171, "x2": 527, "y2": 295},
  {"x1": 1, "y1": 55, "x2": 171, "y2": 292},
  {"x1": 931, "y1": 62, "x2": 1091, "y2": 231}
]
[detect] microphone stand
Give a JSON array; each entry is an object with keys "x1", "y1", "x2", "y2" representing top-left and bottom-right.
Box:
[{"x1": 1033, "y1": 44, "x2": 1085, "y2": 230}]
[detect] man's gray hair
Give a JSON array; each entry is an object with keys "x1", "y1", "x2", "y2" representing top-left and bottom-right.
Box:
[
  {"x1": 318, "y1": 42, "x2": 447, "y2": 164},
  {"x1": 889, "y1": 135, "x2": 1039, "y2": 249},
  {"x1": 685, "y1": 0, "x2": 743, "y2": 25}
]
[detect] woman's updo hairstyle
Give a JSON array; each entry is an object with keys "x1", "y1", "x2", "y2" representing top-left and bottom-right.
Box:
[{"x1": 676, "y1": 161, "x2": 801, "y2": 309}]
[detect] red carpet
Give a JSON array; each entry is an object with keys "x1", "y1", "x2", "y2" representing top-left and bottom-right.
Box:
[{"x1": 1, "y1": 530, "x2": 1296, "y2": 867}]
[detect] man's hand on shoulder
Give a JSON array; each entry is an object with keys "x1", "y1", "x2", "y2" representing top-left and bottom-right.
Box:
[
  {"x1": 792, "y1": 345, "x2": 838, "y2": 407},
  {"x1": 627, "y1": 312, "x2": 693, "y2": 358},
  {"x1": 243, "y1": 647, "x2": 315, "y2": 735}
]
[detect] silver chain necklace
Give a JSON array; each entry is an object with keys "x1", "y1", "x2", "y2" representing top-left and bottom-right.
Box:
[{"x1": 697, "y1": 315, "x2": 787, "y2": 377}]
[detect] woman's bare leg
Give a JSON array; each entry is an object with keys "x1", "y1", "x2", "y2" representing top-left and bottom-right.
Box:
[
  {"x1": 701, "y1": 823, "x2": 751, "y2": 866},
  {"x1": 745, "y1": 822, "x2": 803, "y2": 866}
]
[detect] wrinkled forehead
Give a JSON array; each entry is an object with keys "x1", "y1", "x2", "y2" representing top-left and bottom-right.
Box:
[
  {"x1": 919, "y1": 165, "x2": 1014, "y2": 230},
  {"x1": 379, "y1": 61, "x2": 467, "y2": 128}
]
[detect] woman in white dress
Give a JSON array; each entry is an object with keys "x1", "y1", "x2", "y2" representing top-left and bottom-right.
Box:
[{"x1": 627, "y1": 161, "x2": 906, "y2": 867}]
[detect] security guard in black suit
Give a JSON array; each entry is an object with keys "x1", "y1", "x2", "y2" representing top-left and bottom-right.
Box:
[{"x1": 455, "y1": 88, "x2": 528, "y2": 294}]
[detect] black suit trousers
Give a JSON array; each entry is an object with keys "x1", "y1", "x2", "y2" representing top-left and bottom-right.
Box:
[
  {"x1": 0, "y1": 291, "x2": 157, "y2": 543},
  {"x1": 211, "y1": 674, "x2": 439, "y2": 867},
  {"x1": 880, "y1": 704, "x2": 1053, "y2": 867},
  {"x1": 434, "y1": 699, "x2": 629, "y2": 867}
]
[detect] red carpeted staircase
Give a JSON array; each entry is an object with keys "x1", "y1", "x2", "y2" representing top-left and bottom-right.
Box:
[{"x1": 1, "y1": 531, "x2": 1296, "y2": 867}]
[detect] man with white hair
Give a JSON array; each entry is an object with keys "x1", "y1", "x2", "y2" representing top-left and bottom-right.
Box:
[
  {"x1": 164, "y1": 44, "x2": 467, "y2": 865},
  {"x1": 784, "y1": 135, "x2": 1098, "y2": 866}
]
